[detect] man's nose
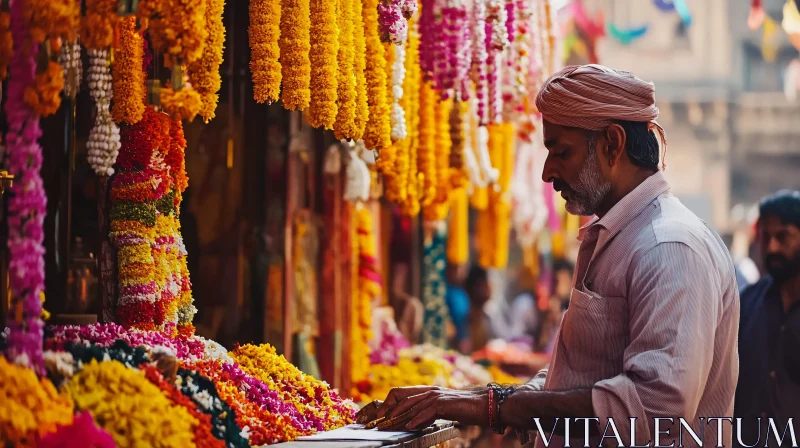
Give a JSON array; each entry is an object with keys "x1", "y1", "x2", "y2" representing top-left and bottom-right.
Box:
[
  {"x1": 766, "y1": 237, "x2": 783, "y2": 254},
  {"x1": 542, "y1": 154, "x2": 556, "y2": 183}
]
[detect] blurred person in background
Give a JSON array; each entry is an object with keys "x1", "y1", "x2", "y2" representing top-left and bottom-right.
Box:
[
  {"x1": 734, "y1": 190, "x2": 800, "y2": 448},
  {"x1": 483, "y1": 267, "x2": 541, "y2": 349},
  {"x1": 536, "y1": 259, "x2": 574, "y2": 353},
  {"x1": 464, "y1": 265, "x2": 492, "y2": 353},
  {"x1": 445, "y1": 263, "x2": 471, "y2": 353}
]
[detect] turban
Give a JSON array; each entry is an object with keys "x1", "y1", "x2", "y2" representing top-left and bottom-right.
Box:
[{"x1": 535, "y1": 64, "x2": 667, "y2": 168}]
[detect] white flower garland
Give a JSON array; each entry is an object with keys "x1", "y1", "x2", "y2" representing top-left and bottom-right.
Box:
[
  {"x1": 390, "y1": 43, "x2": 407, "y2": 140},
  {"x1": 476, "y1": 124, "x2": 498, "y2": 186},
  {"x1": 502, "y1": 0, "x2": 532, "y2": 122},
  {"x1": 470, "y1": 0, "x2": 488, "y2": 124},
  {"x1": 511, "y1": 125, "x2": 548, "y2": 247},
  {"x1": 86, "y1": 49, "x2": 120, "y2": 177},
  {"x1": 344, "y1": 143, "x2": 371, "y2": 203},
  {"x1": 59, "y1": 40, "x2": 82, "y2": 98}
]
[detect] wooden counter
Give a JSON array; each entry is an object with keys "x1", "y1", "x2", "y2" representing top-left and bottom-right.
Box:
[{"x1": 267, "y1": 421, "x2": 459, "y2": 448}]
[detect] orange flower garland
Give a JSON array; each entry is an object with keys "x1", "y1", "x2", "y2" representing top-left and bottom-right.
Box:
[
  {"x1": 447, "y1": 188, "x2": 469, "y2": 264},
  {"x1": 378, "y1": 43, "x2": 398, "y2": 193},
  {"x1": 351, "y1": 205, "x2": 379, "y2": 392},
  {"x1": 80, "y1": 0, "x2": 118, "y2": 49},
  {"x1": 477, "y1": 123, "x2": 514, "y2": 268},
  {"x1": 249, "y1": 0, "x2": 281, "y2": 104},
  {"x1": 112, "y1": 17, "x2": 145, "y2": 125},
  {"x1": 161, "y1": 85, "x2": 203, "y2": 122},
  {"x1": 352, "y1": 0, "x2": 369, "y2": 140},
  {"x1": 279, "y1": 0, "x2": 311, "y2": 111},
  {"x1": 423, "y1": 97, "x2": 452, "y2": 222},
  {"x1": 189, "y1": 0, "x2": 226, "y2": 122},
  {"x1": 0, "y1": 12, "x2": 11, "y2": 80},
  {"x1": 22, "y1": 0, "x2": 78, "y2": 44},
  {"x1": 449, "y1": 100, "x2": 469, "y2": 189},
  {"x1": 138, "y1": 0, "x2": 207, "y2": 67},
  {"x1": 307, "y1": 0, "x2": 339, "y2": 129},
  {"x1": 23, "y1": 61, "x2": 64, "y2": 117},
  {"x1": 399, "y1": 20, "x2": 421, "y2": 217},
  {"x1": 333, "y1": 0, "x2": 358, "y2": 139},
  {"x1": 362, "y1": 0, "x2": 392, "y2": 151},
  {"x1": 418, "y1": 80, "x2": 437, "y2": 207}
]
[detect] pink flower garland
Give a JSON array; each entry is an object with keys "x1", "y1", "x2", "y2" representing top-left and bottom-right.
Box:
[
  {"x1": 470, "y1": 0, "x2": 488, "y2": 124},
  {"x1": 503, "y1": 0, "x2": 531, "y2": 121},
  {"x1": 419, "y1": 0, "x2": 436, "y2": 80},
  {"x1": 378, "y1": 0, "x2": 409, "y2": 45},
  {"x1": 486, "y1": 0, "x2": 508, "y2": 124},
  {"x1": 3, "y1": 0, "x2": 48, "y2": 376},
  {"x1": 439, "y1": 0, "x2": 469, "y2": 100}
]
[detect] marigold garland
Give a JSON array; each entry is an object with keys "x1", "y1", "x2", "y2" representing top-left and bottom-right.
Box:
[
  {"x1": 65, "y1": 360, "x2": 198, "y2": 448},
  {"x1": 307, "y1": 0, "x2": 339, "y2": 129},
  {"x1": 23, "y1": 60, "x2": 64, "y2": 117},
  {"x1": 449, "y1": 100, "x2": 468, "y2": 189},
  {"x1": 249, "y1": 0, "x2": 282, "y2": 104},
  {"x1": 477, "y1": 123, "x2": 514, "y2": 268},
  {"x1": 423, "y1": 97, "x2": 452, "y2": 222},
  {"x1": 400, "y1": 23, "x2": 421, "y2": 217},
  {"x1": 189, "y1": 0, "x2": 226, "y2": 122},
  {"x1": 418, "y1": 79, "x2": 437, "y2": 207},
  {"x1": 161, "y1": 85, "x2": 203, "y2": 122},
  {"x1": 334, "y1": 0, "x2": 358, "y2": 139},
  {"x1": 0, "y1": 13, "x2": 13, "y2": 81},
  {"x1": 446, "y1": 187, "x2": 469, "y2": 264},
  {"x1": 351, "y1": 206, "x2": 379, "y2": 391},
  {"x1": 80, "y1": 0, "x2": 118, "y2": 49},
  {"x1": 352, "y1": 0, "x2": 369, "y2": 140},
  {"x1": 362, "y1": 0, "x2": 392, "y2": 151},
  {"x1": 138, "y1": 0, "x2": 207, "y2": 67},
  {"x1": 112, "y1": 17, "x2": 145, "y2": 125},
  {"x1": 0, "y1": 356, "x2": 74, "y2": 446},
  {"x1": 279, "y1": 0, "x2": 311, "y2": 111},
  {"x1": 22, "y1": 0, "x2": 78, "y2": 44}
]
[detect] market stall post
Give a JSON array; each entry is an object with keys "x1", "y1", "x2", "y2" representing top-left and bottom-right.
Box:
[{"x1": 0, "y1": 169, "x2": 14, "y2": 327}]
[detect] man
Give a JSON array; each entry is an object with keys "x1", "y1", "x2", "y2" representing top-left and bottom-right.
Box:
[
  {"x1": 735, "y1": 190, "x2": 800, "y2": 448},
  {"x1": 359, "y1": 65, "x2": 740, "y2": 448}
]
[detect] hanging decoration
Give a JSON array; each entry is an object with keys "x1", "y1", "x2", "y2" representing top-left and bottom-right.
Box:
[
  {"x1": 351, "y1": 206, "x2": 380, "y2": 393},
  {"x1": 783, "y1": 0, "x2": 800, "y2": 52},
  {"x1": 80, "y1": 0, "x2": 119, "y2": 49},
  {"x1": 87, "y1": 49, "x2": 121, "y2": 176},
  {"x1": 400, "y1": 20, "x2": 421, "y2": 217},
  {"x1": 4, "y1": 0, "x2": 48, "y2": 375},
  {"x1": 390, "y1": 41, "x2": 407, "y2": 140},
  {"x1": 59, "y1": 39, "x2": 82, "y2": 98},
  {"x1": 470, "y1": 0, "x2": 488, "y2": 125},
  {"x1": 608, "y1": 23, "x2": 649, "y2": 45},
  {"x1": 112, "y1": 16, "x2": 145, "y2": 125},
  {"x1": 307, "y1": 0, "x2": 339, "y2": 129},
  {"x1": 363, "y1": 0, "x2": 393, "y2": 153},
  {"x1": 352, "y1": 0, "x2": 369, "y2": 140},
  {"x1": 189, "y1": 0, "x2": 226, "y2": 122},
  {"x1": 138, "y1": 0, "x2": 207, "y2": 67},
  {"x1": 23, "y1": 60, "x2": 64, "y2": 117},
  {"x1": 279, "y1": 0, "x2": 311, "y2": 111},
  {"x1": 446, "y1": 188, "x2": 468, "y2": 265},
  {"x1": 334, "y1": 0, "x2": 358, "y2": 139},
  {"x1": 22, "y1": 0, "x2": 79, "y2": 44},
  {"x1": 378, "y1": 0, "x2": 412, "y2": 45},
  {"x1": 248, "y1": 0, "x2": 281, "y2": 103},
  {"x1": 418, "y1": 80, "x2": 437, "y2": 207}
]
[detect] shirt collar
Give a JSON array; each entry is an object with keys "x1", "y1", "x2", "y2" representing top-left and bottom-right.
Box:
[{"x1": 577, "y1": 171, "x2": 672, "y2": 242}]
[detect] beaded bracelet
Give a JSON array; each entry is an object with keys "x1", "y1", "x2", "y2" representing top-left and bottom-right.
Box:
[{"x1": 488, "y1": 383, "x2": 514, "y2": 434}]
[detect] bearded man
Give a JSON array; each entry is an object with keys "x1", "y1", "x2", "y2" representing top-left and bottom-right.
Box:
[
  {"x1": 358, "y1": 65, "x2": 740, "y2": 448},
  {"x1": 734, "y1": 190, "x2": 800, "y2": 448}
]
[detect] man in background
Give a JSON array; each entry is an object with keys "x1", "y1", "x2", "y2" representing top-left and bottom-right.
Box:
[{"x1": 735, "y1": 190, "x2": 800, "y2": 447}]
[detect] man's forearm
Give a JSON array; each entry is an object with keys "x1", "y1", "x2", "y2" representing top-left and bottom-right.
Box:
[{"x1": 499, "y1": 388, "x2": 597, "y2": 436}]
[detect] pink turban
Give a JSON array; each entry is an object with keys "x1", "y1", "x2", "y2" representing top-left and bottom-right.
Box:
[{"x1": 536, "y1": 64, "x2": 667, "y2": 168}]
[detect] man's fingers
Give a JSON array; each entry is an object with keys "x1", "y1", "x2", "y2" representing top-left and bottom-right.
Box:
[
  {"x1": 386, "y1": 390, "x2": 435, "y2": 420},
  {"x1": 405, "y1": 404, "x2": 439, "y2": 431},
  {"x1": 355, "y1": 400, "x2": 383, "y2": 424},
  {"x1": 377, "y1": 387, "x2": 438, "y2": 418}
]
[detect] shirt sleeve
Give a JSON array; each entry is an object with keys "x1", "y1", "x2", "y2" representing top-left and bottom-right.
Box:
[{"x1": 591, "y1": 242, "x2": 724, "y2": 446}]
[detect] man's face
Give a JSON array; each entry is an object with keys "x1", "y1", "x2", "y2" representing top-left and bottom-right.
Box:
[
  {"x1": 759, "y1": 215, "x2": 800, "y2": 283},
  {"x1": 541, "y1": 121, "x2": 612, "y2": 216}
]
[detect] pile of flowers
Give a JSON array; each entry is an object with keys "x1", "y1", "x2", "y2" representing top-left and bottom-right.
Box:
[{"x1": 33, "y1": 323, "x2": 357, "y2": 446}]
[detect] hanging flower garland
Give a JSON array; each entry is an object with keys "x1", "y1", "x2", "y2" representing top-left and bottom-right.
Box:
[
  {"x1": 249, "y1": 0, "x2": 281, "y2": 104},
  {"x1": 87, "y1": 49, "x2": 121, "y2": 176},
  {"x1": 418, "y1": 80, "x2": 437, "y2": 207},
  {"x1": 58, "y1": 39, "x2": 82, "y2": 98},
  {"x1": 378, "y1": 0, "x2": 409, "y2": 45},
  {"x1": 449, "y1": 99, "x2": 468, "y2": 189},
  {"x1": 112, "y1": 17, "x2": 145, "y2": 125},
  {"x1": 351, "y1": 206, "x2": 380, "y2": 391},
  {"x1": 306, "y1": 0, "x2": 339, "y2": 129},
  {"x1": 363, "y1": 0, "x2": 393, "y2": 152},
  {"x1": 486, "y1": 0, "x2": 509, "y2": 124},
  {"x1": 279, "y1": 0, "x2": 311, "y2": 111},
  {"x1": 418, "y1": 0, "x2": 436, "y2": 78},
  {"x1": 161, "y1": 84, "x2": 203, "y2": 122},
  {"x1": 502, "y1": 0, "x2": 531, "y2": 122},
  {"x1": 400, "y1": 23, "x2": 421, "y2": 217},
  {"x1": 23, "y1": 60, "x2": 64, "y2": 117},
  {"x1": 334, "y1": 0, "x2": 358, "y2": 139},
  {"x1": 471, "y1": 0, "x2": 488, "y2": 124},
  {"x1": 438, "y1": 0, "x2": 469, "y2": 99},
  {"x1": 390, "y1": 41, "x2": 407, "y2": 140},
  {"x1": 0, "y1": 12, "x2": 11, "y2": 81},
  {"x1": 446, "y1": 187, "x2": 469, "y2": 264},
  {"x1": 80, "y1": 0, "x2": 118, "y2": 49},
  {"x1": 138, "y1": 0, "x2": 207, "y2": 67},
  {"x1": 4, "y1": 0, "x2": 48, "y2": 375},
  {"x1": 423, "y1": 97, "x2": 452, "y2": 222},
  {"x1": 352, "y1": 0, "x2": 369, "y2": 140},
  {"x1": 0, "y1": 357, "x2": 74, "y2": 445},
  {"x1": 189, "y1": 0, "x2": 226, "y2": 122},
  {"x1": 22, "y1": 0, "x2": 79, "y2": 44}
]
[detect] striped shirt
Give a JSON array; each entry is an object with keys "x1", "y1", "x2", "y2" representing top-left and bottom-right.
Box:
[{"x1": 534, "y1": 171, "x2": 740, "y2": 448}]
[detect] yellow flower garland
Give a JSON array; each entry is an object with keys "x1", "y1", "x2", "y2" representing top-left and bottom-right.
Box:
[
  {"x1": 279, "y1": 0, "x2": 311, "y2": 111},
  {"x1": 307, "y1": 0, "x2": 339, "y2": 129},
  {"x1": 477, "y1": 123, "x2": 514, "y2": 268},
  {"x1": 22, "y1": 0, "x2": 79, "y2": 44},
  {"x1": 418, "y1": 80, "x2": 437, "y2": 208},
  {"x1": 189, "y1": 0, "x2": 226, "y2": 122},
  {"x1": 23, "y1": 61, "x2": 64, "y2": 117},
  {"x1": 112, "y1": 17, "x2": 145, "y2": 125},
  {"x1": 65, "y1": 360, "x2": 198, "y2": 448},
  {"x1": 80, "y1": 0, "x2": 118, "y2": 49},
  {"x1": 423, "y1": 97, "x2": 452, "y2": 222},
  {"x1": 379, "y1": 43, "x2": 398, "y2": 195},
  {"x1": 161, "y1": 86, "x2": 203, "y2": 122},
  {"x1": 333, "y1": 0, "x2": 358, "y2": 139},
  {"x1": 400, "y1": 22, "x2": 421, "y2": 217},
  {"x1": 362, "y1": 0, "x2": 392, "y2": 151},
  {"x1": 446, "y1": 187, "x2": 469, "y2": 264},
  {"x1": 138, "y1": 0, "x2": 207, "y2": 67},
  {"x1": 0, "y1": 357, "x2": 74, "y2": 445},
  {"x1": 351, "y1": 205, "x2": 377, "y2": 389},
  {"x1": 449, "y1": 100, "x2": 469, "y2": 189},
  {"x1": 352, "y1": 0, "x2": 369, "y2": 140},
  {"x1": 249, "y1": 0, "x2": 281, "y2": 104}
]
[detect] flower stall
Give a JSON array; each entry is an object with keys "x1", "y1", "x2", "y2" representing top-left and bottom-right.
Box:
[{"x1": 0, "y1": 0, "x2": 563, "y2": 445}]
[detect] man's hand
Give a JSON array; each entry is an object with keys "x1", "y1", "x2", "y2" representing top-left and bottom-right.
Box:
[
  {"x1": 377, "y1": 387, "x2": 489, "y2": 431},
  {"x1": 355, "y1": 400, "x2": 383, "y2": 424},
  {"x1": 376, "y1": 386, "x2": 441, "y2": 419}
]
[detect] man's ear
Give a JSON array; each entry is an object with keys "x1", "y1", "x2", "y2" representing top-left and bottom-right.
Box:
[{"x1": 604, "y1": 124, "x2": 627, "y2": 167}]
